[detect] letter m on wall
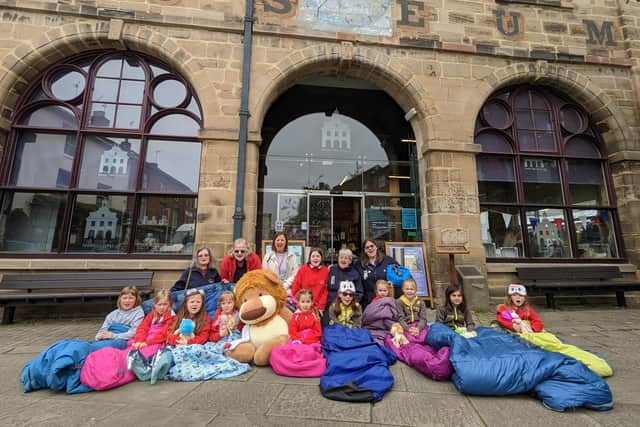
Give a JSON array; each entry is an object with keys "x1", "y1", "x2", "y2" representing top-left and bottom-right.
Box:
[{"x1": 583, "y1": 20, "x2": 616, "y2": 46}]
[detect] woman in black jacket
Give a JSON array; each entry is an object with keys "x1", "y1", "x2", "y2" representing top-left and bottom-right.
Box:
[{"x1": 356, "y1": 239, "x2": 397, "y2": 308}]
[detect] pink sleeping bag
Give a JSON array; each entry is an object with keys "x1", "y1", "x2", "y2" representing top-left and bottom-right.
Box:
[{"x1": 270, "y1": 342, "x2": 326, "y2": 377}]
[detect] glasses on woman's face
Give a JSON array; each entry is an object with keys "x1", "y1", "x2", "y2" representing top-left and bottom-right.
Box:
[
  {"x1": 234, "y1": 249, "x2": 247, "y2": 254},
  {"x1": 342, "y1": 293, "x2": 354, "y2": 298},
  {"x1": 197, "y1": 253, "x2": 209, "y2": 258},
  {"x1": 365, "y1": 245, "x2": 376, "y2": 250}
]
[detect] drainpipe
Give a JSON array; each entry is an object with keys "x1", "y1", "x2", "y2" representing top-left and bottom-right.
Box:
[{"x1": 233, "y1": 0, "x2": 255, "y2": 240}]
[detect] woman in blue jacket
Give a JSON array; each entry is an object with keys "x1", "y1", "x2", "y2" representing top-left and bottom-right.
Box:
[
  {"x1": 357, "y1": 239, "x2": 397, "y2": 308},
  {"x1": 171, "y1": 246, "x2": 221, "y2": 291}
]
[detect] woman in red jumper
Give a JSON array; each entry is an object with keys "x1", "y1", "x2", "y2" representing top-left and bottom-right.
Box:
[
  {"x1": 291, "y1": 247, "x2": 329, "y2": 313},
  {"x1": 220, "y1": 238, "x2": 262, "y2": 284},
  {"x1": 289, "y1": 289, "x2": 322, "y2": 344},
  {"x1": 167, "y1": 289, "x2": 212, "y2": 346}
]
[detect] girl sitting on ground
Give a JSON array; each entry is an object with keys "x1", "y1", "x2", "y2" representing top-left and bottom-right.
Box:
[
  {"x1": 496, "y1": 283, "x2": 544, "y2": 333},
  {"x1": 396, "y1": 278, "x2": 428, "y2": 337},
  {"x1": 371, "y1": 280, "x2": 394, "y2": 302},
  {"x1": 328, "y1": 281, "x2": 362, "y2": 328},
  {"x1": 95, "y1": 286, "x2": 145, "y2": 342},
  {"x1": 436, "y1": 283, "x2": 476, "y2": 337},
  {"x1": 209, "y1": 290, "x2": 243, "y2": 342},
  {"x1": 167, "y1": 289, "x2": 211, "y2": 346},
  {"x1": 289, "y1": 289, "x2": 322, "y2": 344},
  {"x1": 132, "y1": 289, "x2": 174, "y2": 349}
]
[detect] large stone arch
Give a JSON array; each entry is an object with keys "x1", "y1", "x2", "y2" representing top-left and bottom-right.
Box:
[
  {"x1": 474, "y1": 61, "x2": 632, "y2": 155},
  {"x1": 249, "y1": 43, "x2": 439, "y2": 155},
  {"x1": 0, "y1": 22, "x2": 207, "y2": 132}
]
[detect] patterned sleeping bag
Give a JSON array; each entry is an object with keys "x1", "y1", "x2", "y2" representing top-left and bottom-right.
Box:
[
  {"x1": 384, "y1": 324, "x2": 452, "y2": 381},
  {"x1": 21, "y1": 338, "x2": 126, "y2": 394},
  {"x1": 426, "y1": 323, "x2": 613, "y2": 412},
  {"x1": 143, "y1": 282, "x2": 233, "y2": 318},
  {"x1": 362, "y1": 297, "x2": 398, "y2": 345},
  {"x1": 320, "y1": 324, "x2": 396, "y2": 402}
]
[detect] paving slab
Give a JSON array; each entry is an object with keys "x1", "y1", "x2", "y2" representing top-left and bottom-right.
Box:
[
  {"x1": 266, "y1": 384, "x2": 371, "y2": 423},
  {"x1": 400, "y1": 364, "x2": 459, "y2": 395},
  {"x1": 585, "y1": 402, "x2": 640, "y2": 427},
  {"x1": 250, "y1": 365, "x2": 322, "y2": 386},
  {"x1": 372, "y1": 391, "x2": 484, "y2": 426},
  {"x1": 209, "y1": 413, "x2": 389, "y2": 427},
  {"x1": 0, "y1": 397, "x2": 124, "y2": 427},
  {"x1": 78, "y1": 378, "x2": 202, "y2": 406},
  {"x1": 93, "y1": 404, "x2": 217, "y2": 426}
]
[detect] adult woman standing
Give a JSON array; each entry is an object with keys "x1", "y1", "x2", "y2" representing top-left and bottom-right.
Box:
[
  {"x1": 171, "y1": 246, "x2": 221, "y2": 292},
  {"x1": 323, "y1": 248, "x2": 363, "y2": 326},
  {"x1": 357, "y1": 239, "x2": 397, "y2": 308},
  {"x1": 262, "y1": 232, "x2": 299, "y2": 291},
  {"x1": 220, "y1": 238, "x2": 262, "y2": 283}
]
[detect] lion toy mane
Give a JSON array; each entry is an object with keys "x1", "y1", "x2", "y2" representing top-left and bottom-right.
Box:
[{"x1": 226, "y1": 269, "x2": 291, "y2": 365}]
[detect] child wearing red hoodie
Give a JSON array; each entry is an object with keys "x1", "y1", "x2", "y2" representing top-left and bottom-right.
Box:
[
  {"x1": 209, "y1": 290, "x2": 244, "y2": 342},
  {"x1": 166, "y1": 289, "x2": 211, "y2": 346},
  {"x1": 496, "y1": 284, "x2": 544, "y2": 333},
  {"x1": 291, "y1": 247, "x2": 329, "y2": 312},
  {"x1": 289, "y1": 289, "x2": 322, "y2": 345}
]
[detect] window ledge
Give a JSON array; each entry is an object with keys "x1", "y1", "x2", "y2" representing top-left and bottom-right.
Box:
[
  {"x1": 0, "y1": 258, "x2": 189, "y2": 271},
  {"x1": 486, "y1": 262, "x2": 637, "y2": 274}
]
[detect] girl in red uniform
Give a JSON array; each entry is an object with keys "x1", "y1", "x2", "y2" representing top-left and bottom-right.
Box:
[
  {"x1": 289, "y1": 289, "x2": 322, "y2": 344},
  {"x1": 496, "y1": 284, "x2": 544, "y2": 333},
  {"x1": 167, "y1": 289, "x2": 211, "y2": 346},
  {"x1": 209, "y1": 290, "x2": 243, "y2": 342},
  {"x1": 291, "y1": 247, "x2": 329, "y2": 313},
  {"x1": 132, "y1": 289, "x2": 174, "y2": 349}
]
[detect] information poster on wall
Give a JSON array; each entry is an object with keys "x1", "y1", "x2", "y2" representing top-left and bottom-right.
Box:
[{"x1": 385, "y1": 241, "x2": 433, "y2": 307}]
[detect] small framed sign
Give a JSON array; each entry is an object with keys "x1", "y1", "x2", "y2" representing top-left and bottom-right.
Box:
[{"x1": 385, "y1": 241, "x2": 433, "y2": 307}]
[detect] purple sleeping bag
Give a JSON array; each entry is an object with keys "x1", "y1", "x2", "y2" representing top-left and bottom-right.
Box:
[
  {"x1": 362, "y1": 297, "x2": 398, "y2": 345},
  {"x1": 384, "y1": 324, "x2": 453, "y2": 381}
]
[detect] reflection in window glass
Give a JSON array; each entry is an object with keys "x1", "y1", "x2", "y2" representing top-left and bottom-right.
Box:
[
  {"x1": 10, "y1": 132, "x2": 76, "y2": 188},
  {"x1": 19, "y1": 106, "x2": 77, "y2": 129},
  {"x1": 122, "y1": 58, "x2": 145, "y2": 80},
  {"x1": 115, "y1": 105, "x2": 142, "y2": 129},
  {"x1": 135, "y1": 196, "x2": 197, "y2": 253},
  {"x1": 0, "y1": 192, "x2": 65, "y2": 252},
  {"x1": 92, "y1": 78, "x2": 119, "y2": 102},
  {"x1": 78, "y1": 136, "x2": 140, "y2": 190},
  {"x1": 89, "y1": 104, "x2": 115, "y2": 127},
  {"x1": 526, "y1": 208, "x2": 571, "y2": 258},
  {"x1": 521, "y1": 158, "x2": 563, "y2": 204},
  {"x1": 365, "y1": 195, "x2": 419, "y2": 243},
  {"x1": 118, "y1": 80, "x2": 145, "y2": 104},
  {"x1": 476, "y1": 132, "x2": 512, "y2": 153},
  {"x1": 50, "y1": 70, "x2": 85, "y2": 101},
  {"x1": 567, "y1": 159, "x2": 608, "y2": 205},
  {"x1": 142, "y1": 140, "x2": 201, "y2": 193},
  {"x1": 574, "y1": 209, "x2": 618, "y2": 258},
  {"x1": 67, "y1": 194, "x2": 134, "y2": 252},
  {"x1": 477, "y1": 156, "x2": 517, "y2": 203},
  {"x1": 149, "y1": 114, "x2": 200, "y2": 136},
  {"x1": 480, "y1": 206, "x2": 523, "y2": 257}
]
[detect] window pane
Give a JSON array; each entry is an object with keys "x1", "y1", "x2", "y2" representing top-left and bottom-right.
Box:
[
  {"x1": 10, "y1": 132, "x2": 76, "y2": 188},
  {"x1": 92, "y1": 78, "x2": 118, "y2": 102},
  {"x1": 566, "y1": 159, "x2": 609, "y2": 205},
  {"x1": 533, "y1": 111, "x2": 552, "y2": 130},
  {"x1": 115, "y1": 105, "x2": 142, "y2": 129},
  {"x1": 574, "y1": 209, "x2": 618, "y2": 258},
  {"x1": 50, "y1": 70, "x2": 85, "y2": 101},
  {"x1": 565, "y1": 136, "x2": 600, "y2": 157},
  {"x1": 78, "y1": 136, "x2": 141, "y2": 191},
  {"x1": 365, "y1": 161, "x2": 414, "y2": 193},
  {"x1": 89, "y1": 104, "x2": 116, "y2": 127},
  {"x1": 526, "y1": 208, "x2": 571, "y2": 258},
  {"x1": 97, "y1": 59, "x2": 122, "y2": 77},
  {"x1": 477, "y1": 156, "x2": 517, "y2": 203},
  {"x1": 482, "y1": 100, "x2": 510, "y2": 129},
  {"x1": 521, "y1": 158, "x2": 563, "y2": 204},
  {"x1": 67, "y1": 194, "x2": 134, "y2": 252},
  {"x1": 18, "y1": 105, "x2": 77, "y2": 129},
  {"x1": 142, "y1": 139, "x2": 201, "y2": 193},
  {"x1": 122, "y1": 57, "x2": 145, "y2": 80},
  {"x1": 135, "y1": 196, "x2": 197, "y2": 253},
  {"x1": 0, "y1": 192, "x2": 65, "y2": 252},
  {"x1": 153, "y1": 79, "x2": 187, "y2": 108},
  {"x1": 186, "y1": 97, "x2": 202, "y2": 119},
  {"x1": 118, "y1": 80, "x2": 145, "y2": 104},
  {"x1": 480, "y1": 206, "x2": 523, "y2": 257},
  {"x1": 515, "y1": 111, "x2": 533, "y2": 129},
  {"x1": 476, "y1": 132, "x2": 512, "y2": 153},
  {"x1": 560, "y1": 106, "x2": 583, "y2": 134},
  {"x1": 535, "y1": 132, "x2": 555, "y2": 151},
  {"x1": 149, "y1": 114, "x2": 200, "y2": 137},
  {"x1": 365, "y1": 195, "x2": 419, "y2": 243}
]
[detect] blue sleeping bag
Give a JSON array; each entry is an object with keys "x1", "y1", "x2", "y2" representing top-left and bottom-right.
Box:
[
  {"x1": 320, "y1": 324, "x2": 396, "y2": 402},
  {"x1": 142, "y1": 282, "x2": 233, "y2": 318},
  {"x1": 21, "y1": 338, "x2": 125, "y2": 394},
  {"x1": 426, "y1": 323, "x2": 613, "y2": 411}
]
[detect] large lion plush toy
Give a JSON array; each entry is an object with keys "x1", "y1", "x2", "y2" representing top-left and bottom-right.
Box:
[{"x1": 226, "y1": 269, "x2": 290, "y2": 365}]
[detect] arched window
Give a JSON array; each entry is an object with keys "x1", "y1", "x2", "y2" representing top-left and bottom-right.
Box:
[
  {"x1": 476, "y1": 86, "x2": 619, "y2": 259},
  {"x1": 0, "y1": 52, "x2": 202, "y2": 254}
]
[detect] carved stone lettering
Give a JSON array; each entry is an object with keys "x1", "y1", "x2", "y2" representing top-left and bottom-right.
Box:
[
  {"x1": 397, "y1": 0, "x2": 424, "y2": 28},
  {"x1": 583, "y1": 20, "x2": 616, "y2": 46},
  {"x1": 493, "y1": 9, "x2": 521, "y2": 36},
  {"x1": 264, "y1": 0, "x2": 293, "y2": 14}
]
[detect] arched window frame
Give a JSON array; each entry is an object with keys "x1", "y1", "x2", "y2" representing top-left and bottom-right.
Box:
[
  {"x1": 0, "y1": 50, "x2": 203, "y2": 255},
  {"x1": 476, "y1": 85, "x2": 622, "y2": 261}
]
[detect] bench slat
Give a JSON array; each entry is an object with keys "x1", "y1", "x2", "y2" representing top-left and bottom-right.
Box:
[{"x1": 516, "y1": 266, "x2": 621, "y2": 281}]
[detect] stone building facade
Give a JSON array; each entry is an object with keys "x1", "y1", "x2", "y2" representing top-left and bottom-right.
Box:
[{"x1": 0, "y1": 0, "x2": 639, "y2": 306}]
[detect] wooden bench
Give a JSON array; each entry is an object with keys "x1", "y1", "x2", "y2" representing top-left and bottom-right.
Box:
[
  {"x1": 0, "y1": 271, "x2": 154, "y2": 324},
  {"x1": 516, "y1": 266, "x2": 640, "y2": 308}
]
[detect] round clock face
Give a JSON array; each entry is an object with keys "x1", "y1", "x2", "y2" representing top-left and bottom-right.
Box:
[{"x1": 300, "y1": 0, "x2": 392, "y2": 36}]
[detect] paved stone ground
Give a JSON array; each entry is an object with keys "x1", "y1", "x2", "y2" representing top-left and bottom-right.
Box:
[{"x1": 1, "y1": 308, "x2": 639, "y2": 427}]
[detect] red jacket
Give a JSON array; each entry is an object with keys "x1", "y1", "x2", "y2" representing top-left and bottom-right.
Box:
[
  {"x1": 288, "y1": 310, "x2": 322, "y2": 344},
  {"x1": 209, "y1": 308, "x2": 244, "y2": 342},
  {"x1": 291, "y1": 264, "x2": 329, "y2": 311},
  {"x1": 166, "y1": 313, "x2": 212, "y2": 345},
  {"x1": 219, "y1": 252, "x2": 262, "y2": 282},
  {"x1": 133, "y1": 311, "x2": 174, "y2": 345},
  {"x1": 496, "y1": 304, "x2": 544, "y2": 332}
]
